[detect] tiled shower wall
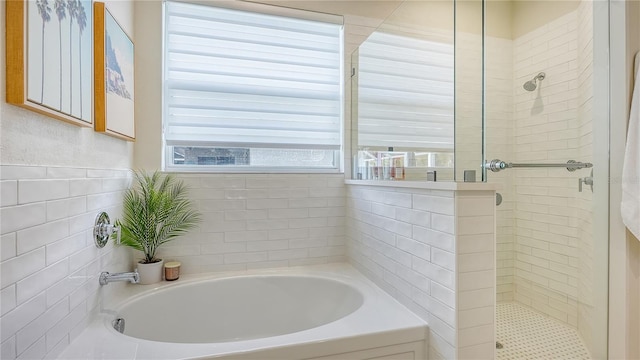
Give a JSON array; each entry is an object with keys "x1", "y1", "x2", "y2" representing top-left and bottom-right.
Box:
[
  {"x1": 0, "y1": 165, "x2": 131, "y2": 360},
  {"x1": 511, "y1": 6, "x2": 594, "y2": 333},
  {"x1": 157, "y1": 174, "x2": 347, "y2": 273},
  {"x1": 485, "y1": 35, "x2": 516, "y2": 303},
  {"x1": 512, "y1": 9, "x2": 580, "y2": 323},
  {"x1": 486, "y1": 0, "x2": 597, "y2": 350}
]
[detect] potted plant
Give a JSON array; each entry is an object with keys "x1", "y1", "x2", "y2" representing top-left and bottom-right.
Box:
[{"x1": 116, "y1": 170, "x2": 201, "y2": 284}]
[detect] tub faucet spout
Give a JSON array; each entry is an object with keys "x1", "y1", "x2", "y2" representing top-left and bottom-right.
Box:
[{"x1": 99, "y1": 270, "x2": 140, "y2": 285}]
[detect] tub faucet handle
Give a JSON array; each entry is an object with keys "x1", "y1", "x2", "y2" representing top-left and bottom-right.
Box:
[
  {"x1": 99, "y1": 270, "x2": 140, "y2": 285},
  {"x1": 94, "y1": 212, "x2": 121, "y2": 248}
]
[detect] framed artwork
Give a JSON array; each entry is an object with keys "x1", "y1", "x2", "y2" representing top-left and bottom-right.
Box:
[
  {"x1": 6, "y1": 0, "x2": 94, "y2": 126},
  {"x1": 94, "y1": 2, "x2": 135, "y2": 140}
]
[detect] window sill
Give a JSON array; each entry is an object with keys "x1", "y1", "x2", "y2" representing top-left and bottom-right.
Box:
[{"x1": 164, "y1": 166, "x2": 343, "y2": 174}]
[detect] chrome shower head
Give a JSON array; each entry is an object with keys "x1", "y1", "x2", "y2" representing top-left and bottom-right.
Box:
[
  {"x1": 523, "y1": 72, "x2": 546, "y2": 91},
  {"x1": 523, "y1": 80, "x2": 537, "y2": 91}
]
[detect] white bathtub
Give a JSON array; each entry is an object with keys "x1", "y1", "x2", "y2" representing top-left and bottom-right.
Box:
[{"x1": 58, "y1": 264, "x2": 427, "y2": 359}]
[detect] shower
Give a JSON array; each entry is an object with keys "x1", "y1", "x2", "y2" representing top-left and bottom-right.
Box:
[
  {"x1": 483, "y1": 0, "x2": 612, "y2": 357},
  {"x1": 522, "y1": 72, "x2": 546, "y2": 91}
]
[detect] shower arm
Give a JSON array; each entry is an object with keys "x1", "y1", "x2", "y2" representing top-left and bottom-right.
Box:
[{"x1": 485, "y1": 159, "x2": 593, "y2": 172}]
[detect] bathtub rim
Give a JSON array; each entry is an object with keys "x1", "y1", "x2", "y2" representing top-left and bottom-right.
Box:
[
  {"x1": 105, "y1": 267, "x2": 372, "y2": 317},
  {"x1": 58, "y1": 263, "x2": 428, "y2": 360}
]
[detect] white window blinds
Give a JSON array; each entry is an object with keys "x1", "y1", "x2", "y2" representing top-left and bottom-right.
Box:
[
  {"x1": 356, "y1": 31, "x2": 454, "y2": 151},
  {"x1": 164, "y1": 1, "x2": 343, "y2": 150}
]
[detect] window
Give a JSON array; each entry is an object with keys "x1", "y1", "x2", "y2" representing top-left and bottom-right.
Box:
[{"x1": 163, "y1": 1, "x2": 344, "y2": 171}]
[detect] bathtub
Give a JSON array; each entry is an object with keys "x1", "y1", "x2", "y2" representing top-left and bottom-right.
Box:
[{"x1": 58, "y1": 263, "x2": 427, "y2": 359}]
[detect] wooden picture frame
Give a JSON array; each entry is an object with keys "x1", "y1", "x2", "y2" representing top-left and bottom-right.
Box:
[
  {"x1": 94, "y1": 2, "x2": 135, "y2": 141},
  {"x1": 6, "y1": 0, "x2": 94, "y2": 127}
]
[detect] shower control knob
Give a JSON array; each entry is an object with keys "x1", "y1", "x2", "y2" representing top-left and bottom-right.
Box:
[{"x1": 578, "y1": 169, "x2": 594, "y2": 193}]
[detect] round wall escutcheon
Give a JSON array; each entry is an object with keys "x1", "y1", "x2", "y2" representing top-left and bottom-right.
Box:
[{"x1": 94, "y1": 212, "x2": 111, "y2": 248}]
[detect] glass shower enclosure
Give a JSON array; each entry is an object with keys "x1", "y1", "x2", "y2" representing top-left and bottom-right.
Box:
[
  {"x1": 350, "y1": 0, "x2": 609, "y2": 358},
  {"x1": 483, "y1": 1, "x2": 609, "y2": 358}
]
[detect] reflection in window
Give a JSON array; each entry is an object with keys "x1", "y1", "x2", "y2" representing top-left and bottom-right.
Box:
[{"x1": 353, "y1": 30, "x2": 454, "y2": 179}]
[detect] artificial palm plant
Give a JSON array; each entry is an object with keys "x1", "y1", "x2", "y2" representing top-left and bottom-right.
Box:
[{"x1": 117, "y1": 170, "x2": 201, "y2": 264}]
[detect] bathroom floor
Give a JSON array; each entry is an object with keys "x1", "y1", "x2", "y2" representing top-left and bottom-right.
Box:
[{"x1": 496, "y1": 302, "x2": 591, "y2": 360}]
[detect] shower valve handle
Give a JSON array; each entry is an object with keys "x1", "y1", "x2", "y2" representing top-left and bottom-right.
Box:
[
  {"x1": 578, "y1": 176, "x2": 593, "y2": 193},
  {"x1": 578, "y1": 169, "x2": 594, "y2": 193}
]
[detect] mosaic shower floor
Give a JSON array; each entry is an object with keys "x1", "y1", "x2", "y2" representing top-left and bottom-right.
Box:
[{"x1": 496, "y1": 302, "x2": 591, "y2": 360}]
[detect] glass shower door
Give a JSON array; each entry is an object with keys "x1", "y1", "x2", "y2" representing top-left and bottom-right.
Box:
[{"x1": 483, "y1": 0, "x2": 609, "y2": 358}]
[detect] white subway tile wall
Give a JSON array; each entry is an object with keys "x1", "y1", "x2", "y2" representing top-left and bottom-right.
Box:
[
  {"x1": 347, "y1": 186, "x2": 455, "y2": 357},
  {"x1": 456, "y1": 192, "x2": 496, "y2": 360},
  {"x1": 485, "y1": 34, "x2": 516, "y2": 303},
  {"x1": 512, "y1": 10, "x2": 581, "y2": 326},
  {"x1": 496, "y1": 2, "x2": 594, "y2": 350},
  {"x1": 347, "y1": 185, "x2": 496, "y2": 359},
  {"x1": 156, "y1": 174, "x2": 347, "y2": 274},
  {"x1": 2, "y1": 167, "x2": 500, "y2": 360},
  {"x1": 0, "y1": 165, "x2": 132, "y2": 360}
]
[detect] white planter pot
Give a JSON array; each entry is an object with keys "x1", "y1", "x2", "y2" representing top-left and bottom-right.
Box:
[{"x1": 136, "y1": 259, "x2": 164, "y2": 285}]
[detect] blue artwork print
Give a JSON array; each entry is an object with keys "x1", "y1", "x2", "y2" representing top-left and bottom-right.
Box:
[
  {"x1": 105, "y1": 13, "x2": 133, "y2": 100},
  {"x1": 104, "y1": 10, "x2": 134, "y2": 136}
]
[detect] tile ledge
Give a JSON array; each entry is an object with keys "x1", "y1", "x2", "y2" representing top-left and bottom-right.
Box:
[{"x1": 344, "y1": 180, "x2": 501, "y2": 191}]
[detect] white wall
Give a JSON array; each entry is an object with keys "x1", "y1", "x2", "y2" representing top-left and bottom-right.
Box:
[
  {"x1": 0, "y1": 1, "x2": 134, "y2": 169},
  {"x1": 0, "y1": 2, "x2": 136, "y2": 359},
  {"x1": 511, "y1": 0, "x2": 580, "y2": 39}
]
